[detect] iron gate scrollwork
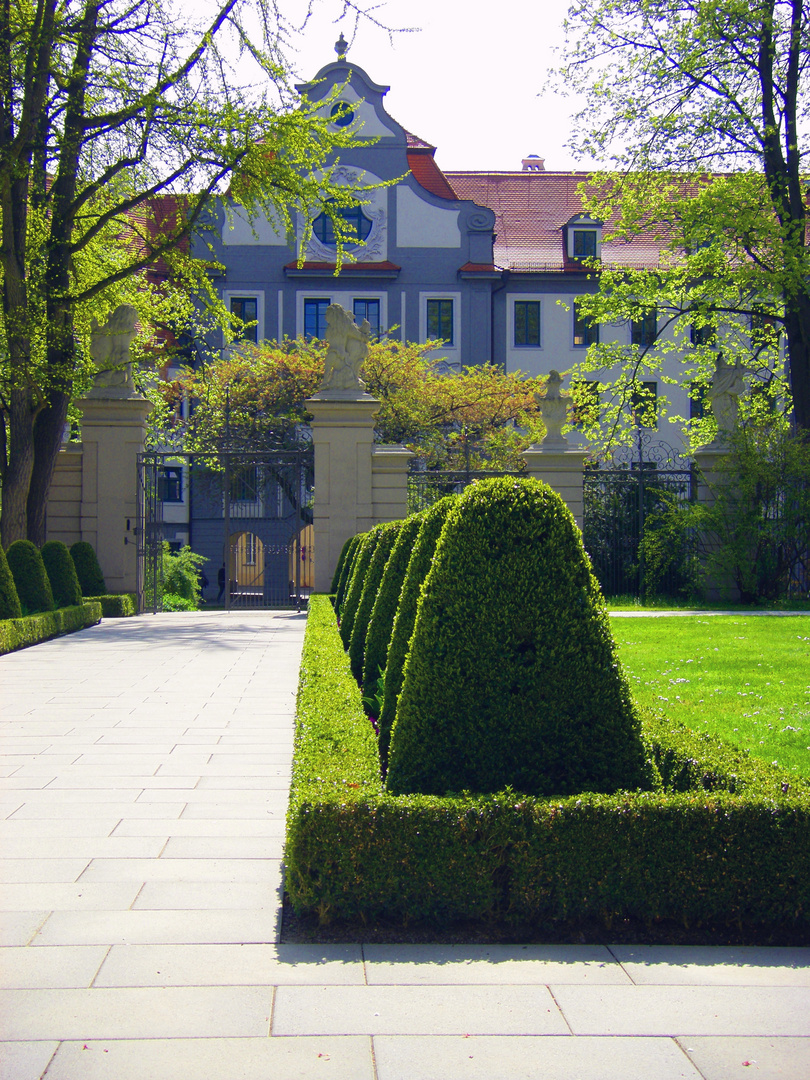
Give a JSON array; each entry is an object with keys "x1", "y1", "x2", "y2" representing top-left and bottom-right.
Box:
[
  {"x1": 137, "y1": 444, "x2": 314, "y2": 613},
  {"x1": 582, "y1": 435, "x2": 696, "y2": 599}
]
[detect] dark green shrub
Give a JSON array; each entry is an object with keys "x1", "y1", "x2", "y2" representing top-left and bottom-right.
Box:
[
  {"x1": 41, "y1": 541, "x2": 82, "y2": 607},
  {"x1": 378, "y1": 497, "x2": 456, "y2": 770},
  {"x1": 161, "y1": 544, "x2": 206, "y2": 607},
  {"x1": 331, "y1": 535, "x2": 356, "y2": 595},
  {"x1": 6, "y1": 540, "x2": 54, "y2": 614},
  {"x1": 339, "y1": 527, "x2": 383, "y2": 649},
  {"x1": 0, "y1": 602, "x2": 102, "y2": 655},
  {"x1": 348, "y1": 520, "x2": 403, "y2": 683},
  {"x1": 335, "y1": 533, "x2": 364, "y2": 614},
  {"x1": 86, "y1": 594, "x2": 136, "y2": 618},
  {"x1": 0, "y1": 545, "x2": 22, "y2": 620},
  {"x1": 70, "y1": 542, "x2": 106, "y2": 596},
  {"x1": 386, "y1": 478, "x2": 657, "y2": 797},
  {"x1": 285, "y1": 597, "x2": 810, "y2": 933},
  {"x1": 362, "y1": 512, "x2": 425, "y2": 697}
]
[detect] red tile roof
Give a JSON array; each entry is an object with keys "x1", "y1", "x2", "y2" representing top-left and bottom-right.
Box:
[
  {"x1": 404, "y1": 131, "x2": 458, "y2": 201},
  {"x1": 445, "y1": 171, "x2": 666, "y2": 272}
]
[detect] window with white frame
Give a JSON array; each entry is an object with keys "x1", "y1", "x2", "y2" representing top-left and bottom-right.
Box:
[
  {"x1": 353, "y1": 298, "x2": 381, "y2": 338},
  {"x1": 426, "y1": 298, "x2": 454, "y2": 344},
  {"x1": 304, "y1": 298, "x2": 331, "y2": 339},
  {"x1": 631, "y1": 381, "x2": 658, "y2": 428},
  {"x1": 513, "y1": 300, "x2": 541, "y2": 347},
  {"x1": 573, "y1": 298, "x2": 599, "y2": 347},
  {"x1": 224, "y1": 291, "x2": 264, "y2": 344},
  {"x1": 160, "y1": 466, "x2": 183, "y2": 503},
  {"x1": 631, "y1": 309, "x2": 658, "y2": 348}
]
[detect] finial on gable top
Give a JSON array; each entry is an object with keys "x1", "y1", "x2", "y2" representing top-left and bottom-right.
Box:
[{"x1": 335, "y1": 33, "x2": 348, "y2": 59}]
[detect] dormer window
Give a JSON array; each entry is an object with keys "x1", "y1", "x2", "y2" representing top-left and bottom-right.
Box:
[
  {"x1": 312, "y1": 203, "x2": 373, "y2": 247},
  {"x1": 566, "y1": 214, "x2": 603, "y2": 261}
]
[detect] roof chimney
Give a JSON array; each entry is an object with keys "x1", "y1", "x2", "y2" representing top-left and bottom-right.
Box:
[{"x1": 522, "y1": 154, "x2": 545, "y2": 172}]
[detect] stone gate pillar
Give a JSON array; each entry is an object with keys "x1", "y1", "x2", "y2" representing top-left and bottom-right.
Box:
[
  {"x1": 523, "y1": 445, "x2": 588, "y2": 529},
  {"x1": 306, "y1": 391, "x2": 380, "y2": 592},
  {"x1": 76, "y1": 387, "x2": 152, "y2": 594}
]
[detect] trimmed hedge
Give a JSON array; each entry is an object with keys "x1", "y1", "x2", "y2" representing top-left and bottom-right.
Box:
[
  {"x1": 362, "y1": 512, "x2": 425, "y2": 697},
  {"x1": 6, "y1": 540, "x2": 54, "y2": 614},
  {"x1": 377, "y1": 497, "x2": 456, "y2": 769},
  {"x1": 339, "y1": 527, "x2": 383, "y2": 649},
  {"x1": 86, "y1": 594, "x2": 137, "y2": 618},
  {"x1": 387, "y1": 478, "x2": 656, "y2": 798},
  {"x1": 0, "y1": 602, "x2": 103, "y2": 655},
  {"x1": 284, "y1": 596, "x2": 810, "y2": 933},
  {"x1": 41, "y1": 541, "x2": 82, "y2": 608},
  {"x1": 0, "y1": 545, "x2": 22, "y2": 620},
  {"x1": 335, "y1": 533, "x2": 363, "y2": 615},
  {"x1": 70, "y1": 541, "x2": 106, "y2": 596},
  {"x1": 348, "y1": 520, "x2": 403, "y2": 683}
]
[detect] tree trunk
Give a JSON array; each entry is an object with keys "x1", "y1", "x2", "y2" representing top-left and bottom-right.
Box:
[
  {"x1": 783, "y1": 292, "x2": 810, "y2": 434},
  {"x1": 2, "y1": 389, "x2": 36, "y2": 548},
  {"x1": 26, "y1": 389, "x2": 72, "y2": 545}
]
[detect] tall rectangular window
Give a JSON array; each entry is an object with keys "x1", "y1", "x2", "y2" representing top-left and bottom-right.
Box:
[
  {"x1": 631, "y1": 381, "x2": 658, "y2": 428},
  {"x1": 160, "y1": 466, "x2": 183, "y2": 503},
  {"x1": 426, "y1": 298, "x2": 454, "y2": 344},
  {"x1": 353, "y1": 298, "x2": 381, "y2": 338},
  {"x1": 690, "y1": 323, "x2": 716, "y2": 347},
  {"x1": 230, "y1": 297, "x2": 258, "y2": 343},
  {"x1": 231, "y1": 465, "x2": 259, "y2": 502},
  {"x1": 304, "y1": 298, "x2": 330, "y2": 339},
  {"x1": 631, "y1": 309, "x2": 657, "y2": 347},
  {"x1": 514, "y1": 301, "x2": 541, "y2": 347},
  {"x1": 573, "y1": 299, "x2": 599, "y2": 347},
  {"x1": 689, "y1": 382, "x2": 707, "y2": 421},
  {"x1": 573, "y1": 230, "x2": 597, "y2": 258}
]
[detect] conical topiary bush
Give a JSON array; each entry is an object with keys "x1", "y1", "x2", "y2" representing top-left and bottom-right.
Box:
[
  {"x1": 6, "y1": 540, "x2": 55, "y2": 615},
  {"x1": 362, "y1": 511, "x2": 425, "y2": 697},
  {"x1": 335, "y1": 533, "x2": 364, "y2": 616},
  {"x1": 0, "y1": 545, "x2": 22, "y2": 620},
  {"x1": 330, "y1": 535, "x2": 356, "y2": 595},
  {"x1": 41, "y1": 541, "x2": 83, "y2": 608},
  {"x1": 386, "y1": 477, "x2": 658, "y2": 798},
  {"x1": 377, "y1": 496, "x2": 456, "y2": 771},
  {"x1": 70, "y1": 542, "x2": 106, "y2": 596},
  {"x1": 348, "y1": 519, "x2": 403, "y2": 683},
  {"x1": 339, "y1": 527, "x2": 383, "y2": 649}
]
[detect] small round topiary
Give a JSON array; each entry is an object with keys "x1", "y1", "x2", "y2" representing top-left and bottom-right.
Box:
[
  {"x1": 339, "y1": 527, "x2": 383, "y2": 650},
  {"x1": 335, "y1": 533, "x2": 364, "y2": 615},
  {"x1": 41, "y1": 541, "x2": 83, "y2": 608},
  {"x1": 377, "y1": 496, "x2": 456, "y2": 771},
  {"x1": 70, "y1": 542, "x2": 106, "y2": 596},
  {"x1": 386, "y1": 477, "x2": 658, "y2": 798},
  {"x1": 0, "y1": 544, "x2": 23, "y2": 620},
  {"x1": 362, "y1": 512, "x2": 425, "y2": 697},
  {"x1": 348, "y1": 519, "x2": 403, "y2": 683},
  {"x1": 6, "y1": 540, "x2": 55, "y2": 614}
]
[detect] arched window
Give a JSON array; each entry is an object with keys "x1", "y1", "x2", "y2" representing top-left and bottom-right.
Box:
[{"x1": 312, "y1": 203, "x2": 373, "y2": 247}]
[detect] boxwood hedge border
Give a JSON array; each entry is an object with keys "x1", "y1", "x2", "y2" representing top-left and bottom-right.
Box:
[
  {"x1": 284, "y1": 596, "x2": 810, "y2": 935},
  {"x1": 0, "y1": 602, "x2": 103, "y2": 655}
]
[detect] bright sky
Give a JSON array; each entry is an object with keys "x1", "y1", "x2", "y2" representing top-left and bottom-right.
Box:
[{"x1": 187, "y1": 0, "x2": 598, "y2": 173}]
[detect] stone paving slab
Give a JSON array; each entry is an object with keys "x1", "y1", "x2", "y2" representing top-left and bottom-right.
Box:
[
  {"x1": 675, "y1": 1036, "x2": 810, "y2": 1080},
  {"x1": 272, "y1": 985, "x2": 570, "y2": 1036},
  {"x1": 372, "y1": 1035, "x2": 701, "y2": 1080},
  {"x1": 610, "y1": 945, "x2": 810, "y2": 985}
]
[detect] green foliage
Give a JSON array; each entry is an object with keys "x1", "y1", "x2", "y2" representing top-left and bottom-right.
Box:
[
  {"x1": 0, "y1": 544, "x2": 22, "y2": 620},
  {"x1": 377, "y1": 497, "x2": 457, "y2": 770},
  {"x1": 386, "y1": 478, "x2": 658, "y2": 797},
  {"x1": 331, "y1": 535, "x2": 357, "y2": 595},
  {"x1": 637, "y1": 492, "x2": 701, "y2": 602},
  {"x1": 694, "y1": 422, "x2": 810, "y2": 603},
  {"x1": 70, "y1": 542, "x2": 106, "y2": 596},
  {"x1": 86, "y1": 594, "x2": 136, "y2": 618},
  {"x1": 362, "y1": 513, "x2": 425, "y2": 697},
  {"x1": 339, "y1": 528, "x2": 383, "y2": 650},
  {"x1": 335, "y1": 534, "x2": 364, "y2": 615},
  {"x1": 161, "y1": 544, "x2": 207, "y2": 608},
  {"x1": 348, "y1": 520, "x2": 403, "y2": 684},
  {"x1": 0, "y1": 602, "x2": 102, "y2": 656},
  {"x1": 285, "y1": 597, "x2": 810, "y2": 932},
  {"x1": 6, "y1": 540, "x2": 54, "y2": 614},
  {"x1": 40, "y1": 541, "x2": 82, "y2": 608}
]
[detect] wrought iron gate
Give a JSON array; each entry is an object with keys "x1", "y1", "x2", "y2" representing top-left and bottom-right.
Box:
[
  {"x1": 136, "y1": 448, "x2": 314, "y2": 613},
  {"x1": 582, "y1": 435, "x2": 696, "y2": 599},
  {"x1": 407, "y1": 467, "x2": 524, "y2": 514}
]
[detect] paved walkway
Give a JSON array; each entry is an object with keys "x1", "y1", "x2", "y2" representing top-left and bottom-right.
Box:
[{"x1": 1, "y1": 611, "x2": 808, "y2": 1080}]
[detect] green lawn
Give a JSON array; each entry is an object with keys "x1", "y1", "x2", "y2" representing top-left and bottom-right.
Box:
[{"x1": 611, "y1": 615, "x2": 810, "y2": 778}]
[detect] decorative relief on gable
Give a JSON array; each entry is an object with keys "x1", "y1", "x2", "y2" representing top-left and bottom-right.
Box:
[{"x1": 303, "y1": 167, "x2": 388, "y2": 263}]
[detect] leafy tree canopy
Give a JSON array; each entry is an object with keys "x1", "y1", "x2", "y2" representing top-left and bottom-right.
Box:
[
  {"x1": 557, "y1": 0, "x2": 810, "y2": 443},
  {"x1": 0, "y1": 0, "x2": 397, "y2": 546},
  {"x1": 162, "y1": 336, "x2": 547, "y2": 470}
]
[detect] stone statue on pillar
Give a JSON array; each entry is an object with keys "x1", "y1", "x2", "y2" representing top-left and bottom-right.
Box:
[
  {"x1": 319, "y1": 303, "x2": 370, "y2": 395},
  {"x1": 536, "y1": 369, "x2": 570, "y2": 448},
  {"x1": 89, "y1": 304, "x2": 138, "y2": 395},
  {"x1": 706, "y1": 354, "x2": 745, "y2": 445}
]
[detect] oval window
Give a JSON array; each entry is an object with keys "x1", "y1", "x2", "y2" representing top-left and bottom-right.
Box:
[{"x1": 330, "y1": 102, "x2": 354, "y2": 127}]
